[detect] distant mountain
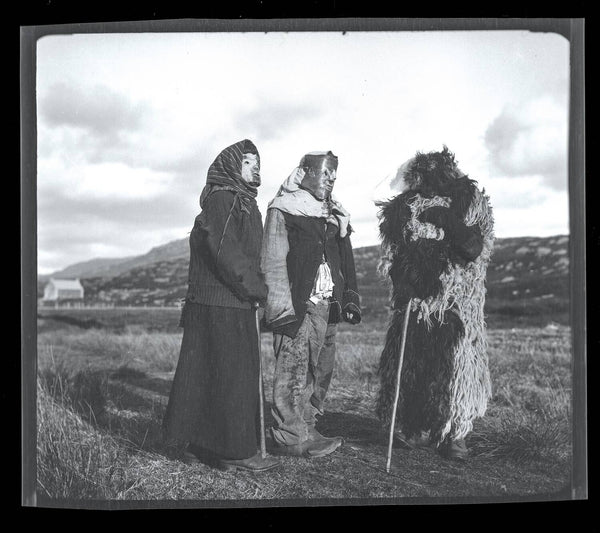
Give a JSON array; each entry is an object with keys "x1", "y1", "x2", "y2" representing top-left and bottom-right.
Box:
[
  {"x1": 38, "y1": 256, "x2": 137, "y2": 283},
  {"x1": 42, "y1": 237, "x2": 189, "y2": 281},
  {"x1": 38, "y1": 234, "x2": 570, "y2": 327}
]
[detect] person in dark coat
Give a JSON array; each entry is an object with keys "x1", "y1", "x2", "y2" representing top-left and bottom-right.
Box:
[
  {"x1": 261, "y1": 151, "x2": 362, "y2": 458},
  {"x1": 163, "y1": 139, "x2": 280, "y2": 472}
]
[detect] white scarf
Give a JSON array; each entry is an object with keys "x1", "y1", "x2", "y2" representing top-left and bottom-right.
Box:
[{"x1": 268, "y1": 167, "x2": 352, "y2": 238}]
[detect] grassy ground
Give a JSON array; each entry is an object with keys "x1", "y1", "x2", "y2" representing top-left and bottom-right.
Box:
[{"x1": 35, "y1": 310, "x2": 573, "y2": 505}]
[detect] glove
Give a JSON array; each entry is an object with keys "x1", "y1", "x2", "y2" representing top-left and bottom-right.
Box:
[
  {"x1": 343, "y1": 303, "x2": 361, "y2": 324},
  {"x1": 273, "y1": 319, "x2": 301, "y2": 339},
  {"x1": 248, "y1": 288, "x2": 267, "y2": 309}
]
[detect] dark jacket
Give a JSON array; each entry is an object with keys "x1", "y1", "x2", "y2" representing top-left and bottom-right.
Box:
[
  {"x1": 185, "y1": 189, "x2": 267, "y2": 310},
  {"x1": 261, "y1": 207, "x2": 361, "y2": 338}
]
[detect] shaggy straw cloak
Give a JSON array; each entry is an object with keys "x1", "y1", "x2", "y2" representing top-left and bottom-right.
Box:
[{"x1": 376, "y1": 148, "x2": 495, "y2": 446}]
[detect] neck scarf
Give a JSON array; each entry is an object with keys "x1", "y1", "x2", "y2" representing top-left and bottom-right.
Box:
[
  {"x1": 199, "y1": 139, "x2": 260, "y2": 208},
  {"x1": 268, "y1": 167, "x2": 352, "y2": 238}
]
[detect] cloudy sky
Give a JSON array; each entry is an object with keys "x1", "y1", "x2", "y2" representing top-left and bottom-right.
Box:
[{"x1": 36, "y1": 29, "x2": 570, "y2": 275}]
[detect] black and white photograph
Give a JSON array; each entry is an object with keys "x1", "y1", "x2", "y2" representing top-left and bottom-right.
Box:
[{"x1": 21, "y1": 17, "x2": 586, "y2": 509}]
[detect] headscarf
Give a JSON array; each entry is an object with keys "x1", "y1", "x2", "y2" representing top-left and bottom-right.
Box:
[
  {"x1": 268, "y1": 167, "x2": 352, "y2": 238},
  {"x1": 199, "y1": 139, "x2": 260, "y2": 209}
]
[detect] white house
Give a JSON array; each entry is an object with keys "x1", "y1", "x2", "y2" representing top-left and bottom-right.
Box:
[{"x1": 42, "y1": 278, "x2": 85, "y2": 307}]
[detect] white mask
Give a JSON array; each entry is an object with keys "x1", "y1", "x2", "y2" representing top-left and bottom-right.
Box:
[{"x1": 241, "y1": 153, "x2": 260, "y2": 186}]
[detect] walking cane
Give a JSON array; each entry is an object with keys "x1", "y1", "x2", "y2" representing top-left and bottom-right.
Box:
[
  {"x1": 255, "y1": 305, "x2": 267, "y2": 459},
  {"x1": 386, "y1": 299, "x2": 413, "y2": 474}
]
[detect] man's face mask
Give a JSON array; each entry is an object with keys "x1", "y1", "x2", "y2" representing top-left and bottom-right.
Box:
[
  {"x1": 241, "y1": 153, "x2": 261, "y2": 186},
  {"x1": 300, "y1": 167, "x2": 336, "y2": 201}
]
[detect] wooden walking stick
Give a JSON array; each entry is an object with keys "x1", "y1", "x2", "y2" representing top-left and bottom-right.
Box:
[
  {"x1": 255, "y1": 306, "x2": 267, "y2": 459},
  {"x1": 386, "y1": 299, "x2": 413, "y2": 474}
]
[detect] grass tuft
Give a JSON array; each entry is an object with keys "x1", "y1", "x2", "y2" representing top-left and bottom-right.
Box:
[{"x1": 36, "y1": 380, "x2": 131, "y2": 499}]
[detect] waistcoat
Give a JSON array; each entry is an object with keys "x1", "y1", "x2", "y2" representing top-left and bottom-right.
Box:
[{"x1": 281, "y1": 212, "x2": 345, "y2": 323}]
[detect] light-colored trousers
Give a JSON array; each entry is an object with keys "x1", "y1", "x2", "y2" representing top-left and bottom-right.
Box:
[{"x1": 270, "y1": 299, "x2": 337, "y2": 446}]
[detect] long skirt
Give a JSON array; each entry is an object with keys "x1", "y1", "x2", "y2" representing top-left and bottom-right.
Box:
[{"x1": 162, "y1": 302, "x2": 260, "y2": 460}]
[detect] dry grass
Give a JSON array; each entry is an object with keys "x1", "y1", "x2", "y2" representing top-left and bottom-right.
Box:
[
  {"x1": 37, "y1": 372, "x2": 130, "y2": 499},
  {"x1": 35, "y1": 317, "x2": 573, "y2": 501},
  {"x1": 468, "y1": 327, "x2": 572, "y2": 466}
]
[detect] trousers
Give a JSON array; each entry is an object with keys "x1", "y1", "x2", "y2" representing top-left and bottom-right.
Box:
[{"x1": 270, "y1": 299, "x2": 337, "y2": 445}]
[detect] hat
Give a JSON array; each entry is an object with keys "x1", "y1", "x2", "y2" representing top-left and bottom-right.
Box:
[{"x1": 299, "y1": 151, "x2": 338, "y2": 172}]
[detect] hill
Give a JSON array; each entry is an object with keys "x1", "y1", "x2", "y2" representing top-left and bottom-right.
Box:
[
  {"x1": 352, "y1": 235, "x2": 569, "y2": 327},
  {"x1": 38, "y1": 256, "x2": 137, "y2": 283},
  {"x1": 38, "y1": 234, "x2": 570, "y2": 327},
  {"x1": 41, "y1": 238, "x2": 189, "y2": 282}
]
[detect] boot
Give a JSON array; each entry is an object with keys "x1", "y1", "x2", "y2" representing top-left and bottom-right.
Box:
[
  {"x1": 400, "y1": 430, "x2": 431, "y2": 449},
  {"x1": 440, "y1": 437, "x2": 469, "y2": 461},
  {"x1": 273, "y1": 437, "x2": 341, "y2": 458},
  {"x1": 182, "y1": 444, "x2": 221, "y2": 467},
  {"x1": 219, "y1": 452, "x2": 281, "y2": 472},
  {"x1": 307, "y1": 425, "x2": 344, "y2": 447}
]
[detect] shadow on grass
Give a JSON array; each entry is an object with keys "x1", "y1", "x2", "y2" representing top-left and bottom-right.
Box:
[
  {"x1": 317, "y1": 411, "x2": 386, "y2": 446},
  {"x1": 37, "y1": 312, "x2": 106, "y2": 330},
  {"x1": 109, "y1": 367, "x2": 173, "y2": 398},
  {"x1": 102, "y1": 366, "x2": 391, "y2": 464}
]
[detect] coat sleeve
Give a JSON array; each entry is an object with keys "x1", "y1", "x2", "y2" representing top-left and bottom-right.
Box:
[
  {"x1": 338, "y1": 229, "x2": 362, "y2": 322},
  {"x1": 260, "y1": 208, "x2": 298, "y2": 330},
  {"x1": 418, "y1": 206, "x2": 483, "y2": 263},
  {"x1": 453, "y1": 224, "x2": 484, "y2": 263},
  {"x1": 198, "y1": 190, "x2": 267, "y2": 304}
]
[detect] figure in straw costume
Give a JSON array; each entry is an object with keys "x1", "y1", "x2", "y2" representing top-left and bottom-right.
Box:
[{"x1": 375, "y1": 147, "x2": 494, "y2": 460}]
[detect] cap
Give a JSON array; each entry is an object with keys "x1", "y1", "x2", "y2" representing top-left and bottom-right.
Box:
[{"x1": 299, "y1": 151, "x2": 338, "y2": 173}]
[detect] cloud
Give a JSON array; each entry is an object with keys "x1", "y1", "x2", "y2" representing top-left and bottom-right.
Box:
[
  {"x1": 37, "y1": 186, "x2": 197, "y2": 274},
  {"x1": 38, "y1": 156, "x2": 175, "y2": 201},
  {"x1": 483, "y1": 176, "x2": 551, "y2": 210},
  {"x1": 484, "y1": 95, "x2": 568, "y2": 190},
  {"x1": 492, "y1": 190, "x2": 569, "y2": 238},
  {"x1": 40, "y1": 82, "x2": 147, "y2": 138},
  {"x1": 39, "y1": 82, "x2": 153, "y2": 168},
  {"x1": 234, "y1": 99, "x2": 325, "y2": 142}
]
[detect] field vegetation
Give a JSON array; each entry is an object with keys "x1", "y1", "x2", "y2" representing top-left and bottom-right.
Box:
[{"x1": 35, "y1": 307, "x2": 572, "y2": 504}]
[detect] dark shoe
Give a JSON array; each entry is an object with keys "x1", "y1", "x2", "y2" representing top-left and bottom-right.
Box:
[
  {"x1": 307, "y1": 426, "x2": 344, "y2": 447},
  {"x1": 273, "y1": 437, "x2": 341, "y2": 458},
  {"x1": 182, "y1": 445, "x2": 223, "y2": 468},
  {"x1": 440, "y1": 438, "x2": 469, "y2": 461},
  {"x1": 399, "y1": 431, "x2": 431, "y2": 449},
  {"x1": 219, "y1": 453, "x2": 281, "y2": 472},
  {"x1": 182, "y1": 449, "x2": 202, "y2": 464}
]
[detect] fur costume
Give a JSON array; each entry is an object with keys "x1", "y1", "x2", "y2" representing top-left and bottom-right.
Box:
[{"x1": 375, "y1": 147, "x2": 494, "y2": 446}]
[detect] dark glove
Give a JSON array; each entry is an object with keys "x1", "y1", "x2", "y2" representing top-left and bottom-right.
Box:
[
  {"x1": 273, "y1": 319, "x2": 301, "y2": 339},
  {"x1": 248, "y1": 281, "x2": 268, "y2": 308},
  {"x1": 251, "y1": 297, "x2": 267, "y2": 309},
  {"x1": 343, "y1": 303, "x2": 361, "y2": 324}
]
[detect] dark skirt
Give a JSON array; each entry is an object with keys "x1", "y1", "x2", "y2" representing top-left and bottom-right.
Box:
[{"x1": 162, "y1": 302, "x2": 260, "y2": 460}]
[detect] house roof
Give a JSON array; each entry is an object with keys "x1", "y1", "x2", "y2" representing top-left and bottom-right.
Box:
[{"x1": 49, "y1": 278, "x2": 84, "y2": 291}]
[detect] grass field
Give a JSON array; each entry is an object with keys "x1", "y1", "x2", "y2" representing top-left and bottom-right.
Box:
[{"x1": 34, "y1": 308, "x2": 573, "y2": 504}]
